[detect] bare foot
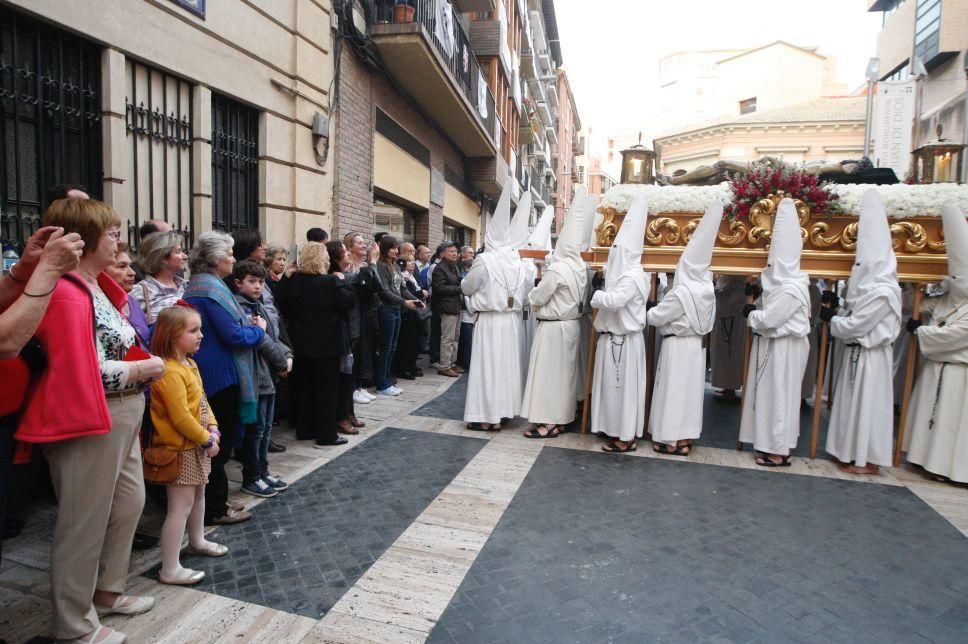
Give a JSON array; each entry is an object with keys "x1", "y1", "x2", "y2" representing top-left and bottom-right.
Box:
[{"x1": 840, "y1": 463, "x2": 880, "y2": 475}]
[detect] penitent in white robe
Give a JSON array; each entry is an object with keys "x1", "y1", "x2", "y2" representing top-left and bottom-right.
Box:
[
  {"x1": 520, "y1": 263, "x2": 586, "y2": 426},
  {"x1": 904, "y1": 296, "x2": 968, "y2": 482},
  {"x1": 825, "y1": 297, "x2": 901, "y2": 467},
  {"x1": 710, "y1": 276, "x2": 747, "y2": 391},
  {"x1": 462, "y1": 256, "x2": 532, "y2": 425},
  {"x1": 739, "y1": 291, "x2": 811, "y2": 455},
  {"x1": 647, "y1": 292, "x2": 706, "y2": 444},
  {"x1": 590, "y1": 278, "x2": 649, "y2": 442}
]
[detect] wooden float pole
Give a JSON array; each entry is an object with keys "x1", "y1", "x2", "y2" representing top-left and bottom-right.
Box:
[
  {"x1": 737, "y1": 278, "x2": 755, "y2": 450},
  {"x1": 643, "y1": 273, "x2": 659, "y2": 435},
  {"x1": 580, "y1": 309, "x2": 598, "y2": 434},
  {"x1": 809, "y1": 279, "x2": 837, "y2": 459},
  {"x1": 894, "y1": 287, "x2": 923, "y2": 467}
]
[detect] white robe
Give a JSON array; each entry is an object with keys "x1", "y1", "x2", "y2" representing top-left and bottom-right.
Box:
[
  {"x1": 710, "y1": 276, "x2": 747, "y2": 391},
  {"x1": 647, "y1": 292, "x2": 706, "y2": 444},
  {"x1": 590, "y1": 277, "x2": 649, "y2": 442},
  {"x1": 825, "y1": 296, "x2": 901, "y2": 467},
  {"x1": 461, "y1": 255, "x2": 532, "y2": 424},
  {"x1": 521, "y1": 264, "x2": 586, "y2": 425},
  {"x1": 739, "y1": 290, "x2": 811, "y2": 455},
  {"x1": 904, "y1": 296, "x2": 968, "y2": 482}
]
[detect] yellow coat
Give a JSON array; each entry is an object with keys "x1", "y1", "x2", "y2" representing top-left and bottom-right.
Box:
[{"x1": 150, "y1": 358, "x2": 218, "y2": 451}]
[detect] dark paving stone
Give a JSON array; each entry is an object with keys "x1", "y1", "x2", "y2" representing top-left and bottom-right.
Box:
[
  {"x1": 698, "y1": 388, "x2": 832, "y2": 459},
  {"x1": 428, "y1": 447, "x2": 968, "y2": 643},
  {"x1": 411, "y1": 373, "x2": 468, "y2": 420},
  {"x1": 146, "y1": 427, "x2": 485, "y2": 618}
]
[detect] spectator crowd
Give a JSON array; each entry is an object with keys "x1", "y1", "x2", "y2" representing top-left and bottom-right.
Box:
[{"x1": 0, "y1": 185, "x2": 475, "y2": 643}]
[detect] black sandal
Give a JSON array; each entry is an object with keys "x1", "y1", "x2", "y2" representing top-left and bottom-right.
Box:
[
  {"x1": 755, "y1": 454, "x2": 791, "y2": 467},
  {"x1": 466, "y1": 422, "x2": 502, "y2": 432},
  {"x1": 524, "y1": 425, "x2": 560, "y2": 439},
  {"x1": 602, "y1": 440, "x2": 637, "y2": 453},
  {"x1": 652, "y1": 442, "x2": 689, "y2": 456}
]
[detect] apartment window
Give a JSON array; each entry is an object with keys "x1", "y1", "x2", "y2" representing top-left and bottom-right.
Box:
[
  {"x1": 577, "y1": 166, "x2": 585, "y2": 183},
  {"x1": 126, "y1": 61, "x2": 194, "y2": 247},
  {"x1": 739, "y1": 97, "x2": 757, "y2": 115},
  {"x1": 914, "y1": 0, "x2": 941, "y2": 64},
  {"x1": 212, "y1": 93, "x2": 260, "y2": 233},
  {"x1": 1, "y1": 8, "x2": 102, "y2": 251},
  {"x1": 442, "y1": 220, "x2": 468, "y2": 248},
  {"x1": 373, "y1": 199, "x2": 415, "y2": 242}
]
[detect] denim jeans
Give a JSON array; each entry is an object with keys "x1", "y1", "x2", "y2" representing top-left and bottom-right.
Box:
[
  {"x1": 376, "y1": 306, "x2": 401, "y2": 391},
  {"x1": 242, "y1": 393, "x2": 275, "y2": 485}
]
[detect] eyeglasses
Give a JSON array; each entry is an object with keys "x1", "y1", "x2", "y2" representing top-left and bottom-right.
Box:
[{"x1": 107, "y1": 230, "x2": 122, "y2": 241}]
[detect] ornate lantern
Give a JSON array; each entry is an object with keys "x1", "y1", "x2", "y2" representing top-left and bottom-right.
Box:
[
  {"x1": 912, "y1": 124, "x2": 966, "y2": 184},
  {"x1": 620, "y1": 133, "x2": 656, "y2": 185}
]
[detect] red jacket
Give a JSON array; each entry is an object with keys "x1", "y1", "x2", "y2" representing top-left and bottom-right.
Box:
[{"x1": 15, "y1": 272, "x2": 127, "y2": 444}]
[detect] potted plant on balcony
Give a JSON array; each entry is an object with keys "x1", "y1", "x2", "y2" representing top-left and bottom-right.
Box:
[{"x1": 394, "y1": 1, "x2": 416, "y2": 23}]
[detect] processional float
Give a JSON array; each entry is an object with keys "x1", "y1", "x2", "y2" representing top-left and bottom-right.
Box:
[{"x1": 523, "y1": 189, "x2": 953, "y2": 463}]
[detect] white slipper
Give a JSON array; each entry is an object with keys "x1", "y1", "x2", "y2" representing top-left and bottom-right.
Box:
[
  {"x1": 65, "y1": 625, "x2": 127, "y2": 643},
  {"x1": 94, "y1": 594, "x2": 154, "y2": 617}
]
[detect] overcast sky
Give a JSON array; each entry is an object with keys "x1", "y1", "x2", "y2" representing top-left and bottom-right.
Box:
[{"x1": 555, "y1": 0, "x2": 882, "y2": 141}]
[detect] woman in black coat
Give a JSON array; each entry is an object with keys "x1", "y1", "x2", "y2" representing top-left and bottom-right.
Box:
[
  {"x1": 275, "y1": 243, "x2": 355, "y2": 447},
  {"x1": 393, "y1": 258, "x2": 427, "y2": 379}
]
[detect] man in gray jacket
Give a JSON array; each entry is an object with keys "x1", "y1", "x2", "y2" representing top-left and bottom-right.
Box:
[{"x1": 432, "y1": 241, "x2": 463, "y2": 377}]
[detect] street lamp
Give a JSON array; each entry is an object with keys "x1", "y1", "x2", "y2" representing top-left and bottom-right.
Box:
[
  {"x1": 863, "y1": 57, "x2": 879, "y2": 158},
  {"x1": 619, "y1": 133, "x2": 656, "y2": 185}
]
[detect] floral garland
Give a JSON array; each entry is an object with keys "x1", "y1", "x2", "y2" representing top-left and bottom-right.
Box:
[
  {"x1": 725, "y1": 159, "x2": 841, "y2": 221},
  {"x1": 600, "y1": 178, "x2": 968, "y2": 219}
]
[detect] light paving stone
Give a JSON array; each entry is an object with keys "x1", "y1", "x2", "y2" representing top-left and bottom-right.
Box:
[
  {"x1": 212, "y1": 606, "x2": 318, "y2": 643},
  {"x1": 303, "y1": 610, "x2": 427, "y2": 643},
  {"x1": 393, "y1": 522, "x2": 491, "y2": 563},
  {"x1": 418, "y1": 491, "x2": 507, "y2": 534}
]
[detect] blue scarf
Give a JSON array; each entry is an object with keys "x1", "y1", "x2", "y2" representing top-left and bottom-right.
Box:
[{"x1": 184, "y1": 272, "x2": 259, "y2": 424}]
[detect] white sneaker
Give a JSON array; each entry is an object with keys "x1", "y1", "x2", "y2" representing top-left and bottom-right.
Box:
[
  {"x1": 377, "y1": 386, "x2": 402, "y2": 396},
  {"x1": 353, "y1": 390, "x2": 371, "y2": 405},
  {"x1": 430, "y1": 362, "x2": 441, "y2": 370},
  {"x1": 363, "y1": 390, "x2": 377, "y2": 401}
]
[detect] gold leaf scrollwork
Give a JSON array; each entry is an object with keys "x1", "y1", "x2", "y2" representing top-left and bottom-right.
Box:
[
  {"x1": 890, "y1": 221, "x2": 927, "y2": 253},
  {"x1": 748, "y1": 227, "x2": 772, "y2": 245},
  {"x1": 745, "y1": 192, "x2": 811, "y2": 247},
  {"x1": 928, "y1": 229, "x2": 946, "y2": 252},
  {"x1": 646, "y1": 217, "x2": 681, "y2": 245},
  {"x1": 841, "y1": 222, "x2": 859, "y2": 251},
  {"x1": 809, "y1": 222, "x2": 841, "y2": 248},
  {"x1": 717, "y1": 220, "x2": 747, "y2": 246},
  {"x1": 681, "y1": 219, "x2": 701, "y2": 244},
  {"x1": 595, "y1": 208, "x2": 617, "y2": 247}
]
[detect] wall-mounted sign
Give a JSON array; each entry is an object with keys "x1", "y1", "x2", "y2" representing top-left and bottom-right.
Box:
[{"x1": 169, "y1": 0, "x2": 205, "y2": 19}]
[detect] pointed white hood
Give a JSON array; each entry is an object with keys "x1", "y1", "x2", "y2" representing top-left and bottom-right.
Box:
[
  {"x1": 552, "y1": 192, "x2": 590, "y2": 266},
  {"x1": 760, "y1": 198, "x2": 810, "y2": 307},
  {"x1": 478, "y1": 182, "x2": 524, "y2": 292},
  {"x1": 603, "y1": 194, "x2": 649, "y2": 299},
  {"x1": 509, "y1": 192, "x2": 533, "y2": 250},
  {"x1": 484, "y1": 183, "x2": 512, "y2": 252},
  {"x1": 527, "y1": 205, "x2": 555, "y2": 252},
  {"x1": 669, "y1": 201, "x2": 722, "y2": 334},
  {"x1": 846, "y1": 189, "x2": 901, "y2": 317},
  {"x1": 941, "y1": 201, "x2": 968, "y2": 299},
  {"x1": 580, "y1": 190, "x2": 599, "y2": 252}
]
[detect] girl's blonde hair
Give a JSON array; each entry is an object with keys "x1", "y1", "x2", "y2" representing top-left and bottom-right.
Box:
[{"x1": 151, "y1": 305, "x2": 202, "y2": 360}]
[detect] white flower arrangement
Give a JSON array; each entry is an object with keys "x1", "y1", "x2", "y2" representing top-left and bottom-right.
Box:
[
  {"x1": 600, "y1": 182, "x2": 968, "y2": 218},
  {"x1": 828, "y1": 183, "x2": 968, "y2": 218},
  {"x1": 600, "y1": 183, "x2": 733, "y2": 214}
]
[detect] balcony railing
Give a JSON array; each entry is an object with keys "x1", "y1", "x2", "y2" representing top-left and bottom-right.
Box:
[{"x1": 366, "y1": 0, "x2": 496, "y2": 145}]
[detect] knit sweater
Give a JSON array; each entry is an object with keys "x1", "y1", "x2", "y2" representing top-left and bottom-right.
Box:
[
  {"x1": 150, "y1": 358, "x2": 218, "y2": 451},
  {"x1": 183, "y1": 295, "x2": 265, "y2": 398}
]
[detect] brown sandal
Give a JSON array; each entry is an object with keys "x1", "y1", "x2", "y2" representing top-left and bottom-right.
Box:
[
  {"x1": 523, "y1": 425, "x2": 560, "y2": 439},
  {"x1": 602, "y1": 440, "x2": 637, "y2": 453}
]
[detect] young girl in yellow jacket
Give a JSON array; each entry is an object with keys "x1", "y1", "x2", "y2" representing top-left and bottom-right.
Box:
[{"x1": 150, "y1": 303, "x2": 227, "y2": 585}]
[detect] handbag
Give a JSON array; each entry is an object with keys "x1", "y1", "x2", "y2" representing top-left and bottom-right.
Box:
[{"x1": 143, "y1": 447, "x2": 181, "y2": 484}]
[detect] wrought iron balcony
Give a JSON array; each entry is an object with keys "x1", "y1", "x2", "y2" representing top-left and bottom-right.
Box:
[{"x1": 365, "y1": 0, "x2": 497, "y2": 157}]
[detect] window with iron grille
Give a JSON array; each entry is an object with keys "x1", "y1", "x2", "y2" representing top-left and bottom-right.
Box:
[
  {"x1": 125, "y1": 60, "x2": 194, "y2": 248},
  {"x1": 739, "y1": 97, "x2": 757, "y2": 115},
  {"x1": 212, "y1": 93, "x2": 259, "y2": 233},
  {"x1": 0, "y1": 8, "x2": 102, "y2": 251}
]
